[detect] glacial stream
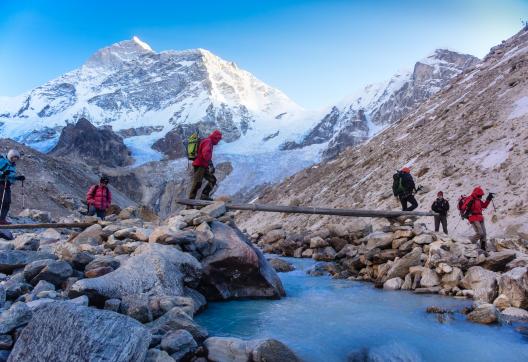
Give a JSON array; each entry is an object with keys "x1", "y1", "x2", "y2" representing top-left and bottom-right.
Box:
[{"x1": 196, "y1": 257, "x2": 528, "y2": 362}]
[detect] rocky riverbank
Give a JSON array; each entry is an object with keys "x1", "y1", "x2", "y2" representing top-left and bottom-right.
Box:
[
  {"x1": 250, "y1": 216, "x2": 528, "y2": 326},
  {"x1": 0, "y1": 203, "x2": 299, "y2": 362}
]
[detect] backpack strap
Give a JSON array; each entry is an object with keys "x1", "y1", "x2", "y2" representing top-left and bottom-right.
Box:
[{"x1": 91, "y1": 185, "x2": 99, "y2": 199}]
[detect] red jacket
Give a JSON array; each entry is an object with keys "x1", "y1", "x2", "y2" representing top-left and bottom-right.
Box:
[
  {"x1": 86, "y1": 184, "x2": 112, "y2": 210},
  {"x1": 462, "y1": 186, "x2": 490, "y2": 222},
  {"x1": 192, "y1": 130, "x2": 222, "y2": 168}
]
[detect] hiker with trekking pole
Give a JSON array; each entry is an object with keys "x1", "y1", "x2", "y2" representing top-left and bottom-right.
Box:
[
  {"x1": 0, "y1": 149, "x2": 26, "y2": 225},
  {"x1": 458, "y1": 186, "x2": 494, "y2": 252}
]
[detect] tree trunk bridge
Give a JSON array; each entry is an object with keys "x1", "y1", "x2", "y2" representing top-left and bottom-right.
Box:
[{"x1": 176, "y1": 199, "x2": 437, "y2": 218}]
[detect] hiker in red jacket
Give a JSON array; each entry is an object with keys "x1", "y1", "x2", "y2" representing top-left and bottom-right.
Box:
[
  {"x1": 86, "y1": 176, "x2": 112, "y2": 220},
  {"x1": 461, "y1": 186, "x2": 493, "y2": 250},
  {"x1": 188, "y1": 130, "x2": 223, "y2": 200}
]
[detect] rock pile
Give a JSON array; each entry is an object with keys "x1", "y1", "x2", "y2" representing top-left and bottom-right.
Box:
[
  {"x1": 252, "y1": 217, "x2": 528, "y2": 325},
  {"x1": 0, "y1": 202, "x2": 295, "y2": 361}
]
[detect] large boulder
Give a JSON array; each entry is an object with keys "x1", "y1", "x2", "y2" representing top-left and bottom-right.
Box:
[
  {"x1": 479, "y1": 250, "x2": 517, "y2": 272},
  {"x1": 199, "y1": 222, "x2": 285, "y2": 300},
  {"x1": 70, "y1": 244, "x2": 202, "y2": 305},
  {"x1": 148, "y1": 307, "x2": 208, "y2": 342},
  {"x1": 461, "y1": 266, "x2": 498, "y2": 303},
  {"x1": 499, "y1": 267, "x2": 528, "y2": 308},
  {"x1": 467, "y1": 303, "x2": 498, "y2": 324},
  {"x1": 204, "y1": 337, "x2": 299, "y2": 362},
  {"x1": 365, "y1": 232, "x2": 394, "y2": 250},
  {"x1": 8, "y1": 302, "x2": 150, "y2": 362},
  {"x1": 0, "y1": 250, "x2": 56, "y2": 273},
  {"x1": 384, "y1": 248, "x2": 422, "y2": 281}
]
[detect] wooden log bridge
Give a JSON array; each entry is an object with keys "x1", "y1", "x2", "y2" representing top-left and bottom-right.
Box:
[
  {"x1": 0, "y1": 222, "x2": 98, "y2": 230},
  {"x1": 176, "y1": 199, "x2": 438, "y2": 218}
]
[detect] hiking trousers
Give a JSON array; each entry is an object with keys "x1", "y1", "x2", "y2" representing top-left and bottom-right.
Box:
[
  {"x1": 88, "y1": 205, "x2": 106, "y2": 220},
  {"x1": 471, "y1": 220, "x2": 487, "y2": 250},
  {"x1": 189, "y1": 166, "x2": 216, "y2": 199},
  {"x1": 434, "y1": 215, "x2": 448, "y2": 234},
  {"x1": 399, "y1": 194, "x2": 418, "y2": 211},
  {"x1": 0, "y1": 186, "x2": 11, "y2": 221}
]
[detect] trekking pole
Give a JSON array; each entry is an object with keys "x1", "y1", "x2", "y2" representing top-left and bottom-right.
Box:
[
  {"x1": 452, "y1": 217, "x2": 463, "y2": 233},
  {"x1": 21, "y1": 180, "x2": 25, "y2": 209},
  {"x1": 0, "y1": 179, "x2": 7, "y2": 220}
]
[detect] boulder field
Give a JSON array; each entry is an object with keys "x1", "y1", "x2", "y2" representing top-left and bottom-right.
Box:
[{"x1": 0, "y1": 202, "x2": 296, "y2": 362}]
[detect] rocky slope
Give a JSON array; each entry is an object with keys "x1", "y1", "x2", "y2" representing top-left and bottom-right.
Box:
[
  {"x1": 0, "y1": 203, "x2": 297, "y2": 361},
  {"x1": 49, "y1": 118, "x2": 133, "y2": 167},
  {"x1": 239, "y1": 27, "x2": 528, "y2": 239},
  {"x1": 0, "y1": 139, "x2": 135, "y2": 218},
  {"x1": 282, "y1": 49, "x2": 480, "y2": 159}
]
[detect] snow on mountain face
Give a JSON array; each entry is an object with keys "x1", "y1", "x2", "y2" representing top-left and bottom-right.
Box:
[
  {"x1": 0, "y1": 37, "x2": 305, "y2": 157},
  {"x1": 283, "y1": 49, "x2": 480, "y2": 159}
]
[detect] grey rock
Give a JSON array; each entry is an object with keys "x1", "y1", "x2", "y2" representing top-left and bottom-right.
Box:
[
  {"x1": 71, "y1": 252, "x2": 95, "y2": 270},
  {"x1": 200, "y1": 222, "x2": 285, "y2": 300},
  {"x1": 384, "y1": 248, "x2": 422, "y2": 281},
  {"x1": 200, "y1": 202, "x2": 226, "y2": 218},
  {"x1": 13, "y1": 234, "x2": 39, "y2": 251},
  {"x1": 383, "y1": 277, "x2": 403, "y2": 290},
  {"x1": 4, "y1": 279, "x2": 32, "y2": 301},
  {"x1": 104, "y1": 298, "x2": 121, "y2": 312},
  {"x1": 0, "y1": 302, "x2": 32, "y2": 334},
  {"x1": 29, "y1": 260, "x2": 73, "y2": 286},
  {"x1": 204, "y1": 337, "x2": 250, "y2": 362},
  {"x1": 121, "y1": 294, "x2": 153, "y2": 323},
  {"x1": 145, "y1": 349, "x2": 175, "y2": 362},
  {"x1": 251, "y1": 338, "x2": 300, "y2": 362},
  {"x1": 365, "y1": 232, "x2": 394, "y2": 250},
  {"x1": 0, "y1": 250, "x2": 56, "y2": 273},
  {"x1": 85, "y1": 255, "x2": 120, "y2": 272},
  {"x1": 479, "y1": 250, "x2": 517, "y2": 272},
  {"x1": 0, "y1": 231, "x2": 13, "y2": 241},
  {"x1": 420, "y1": 268, "x2": 440, "y2": 288},
  {"x1": 467, "y1": 303, "x2": 498, "y2": 324},
  {"x1": 461, "y1": 266, "x2": 498, "y2": 303},
  {"x1": 268, "y1": 258, "x2": 295, "y2": 273},
  {"x1": 7, "y1": 302, "x2": 150, "y2": 362},
  {"x1": 0, "y1": 334, "x2": 12, "y2": 350},
  {"x1": 160, "y1": 329, "x2": 197, "y2": 360},
  {"x1": 501, "y1": 307, "x2": 528, "y2": 321},
  {"x1": 148, "y1": 307, "x2": 208, "y2": 342},
  {"x1": 70, "y1": 244, "x2": 202, "y2": 305},
  {"x1": 499, "y1": 267, "x2": 528, "y2": 308}
]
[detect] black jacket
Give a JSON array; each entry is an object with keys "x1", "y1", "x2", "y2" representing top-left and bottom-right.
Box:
[
  {"x1": 431, "y1": 198, "x2": 450, "y2": 216},
  {"x1": 401, "y1": 173, "x2": 416, "y2": 193}
]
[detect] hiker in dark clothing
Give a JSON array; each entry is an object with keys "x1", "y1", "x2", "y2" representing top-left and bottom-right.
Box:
[
  {"x1": 0, "y1": 149, "x2": 25, "y2": 225},
  {"x1": 431, "y1": 191, "x2": 449, "y2": 233},
  {"x1": 393, "y1": 167, "x2": 418, "y2": 211},
  {"x1": 188, "y1": 130, "x2": 222, "y2": 200},
  {"x1": 86, "y1": 176, "x2": 112, "y2": 220}
]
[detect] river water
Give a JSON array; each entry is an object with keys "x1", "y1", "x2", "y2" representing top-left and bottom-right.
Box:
[{"x1": 196, "y1": 257, "x2": 528, "y2": 362}]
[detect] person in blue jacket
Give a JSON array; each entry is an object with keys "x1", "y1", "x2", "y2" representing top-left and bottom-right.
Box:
[{"x1": 0, "y1": 149, "x2": 26, "y2": 224}]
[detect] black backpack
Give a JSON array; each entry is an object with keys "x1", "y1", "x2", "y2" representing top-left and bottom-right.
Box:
[{"x1": 392, "y1": 172, "x2": 405, "y2": 196}]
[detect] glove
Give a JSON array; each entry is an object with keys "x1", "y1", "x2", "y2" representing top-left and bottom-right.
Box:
[
  {"x1": 486, "y1": 193, "x2": 494, "y2": 201},
  {"x1": 209, "y1": 162, "x2": 215, "y2": 174},
  {"x1": 1, "y1": 170, "x2": 10, "y2": 176},
  {"x1": 15, "y1": 175, "x2": 25, "y2": 181}
]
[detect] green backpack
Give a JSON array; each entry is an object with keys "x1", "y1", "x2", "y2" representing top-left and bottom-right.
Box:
[
  {"x1": 392, "y1": 171, "x2": 406, "y2": 196},
  {"x1": 187, "y1": 133, "x2": 200, "y2": 160}
]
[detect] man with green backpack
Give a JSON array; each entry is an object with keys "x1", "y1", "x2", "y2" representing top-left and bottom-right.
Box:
[
  {"x1": 188, "y1": 130, "x2": 223, "y2": 200},
  {"x1": 392, "y1": 167, "x2": 419, "y2": 211}
]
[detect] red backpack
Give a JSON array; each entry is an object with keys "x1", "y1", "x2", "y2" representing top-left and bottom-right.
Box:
[{"x1": 457, "y1": 195, "x2": 474, "y2": 219}]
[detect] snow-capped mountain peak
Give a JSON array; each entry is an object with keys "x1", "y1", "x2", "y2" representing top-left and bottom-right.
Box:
[{"x1": 85, "y1": 36, "x2": 154, "y2": 68}]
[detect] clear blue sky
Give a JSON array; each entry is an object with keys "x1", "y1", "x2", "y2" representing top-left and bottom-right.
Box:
[{"x1": 1, "y1": 0, "x2": 526, "y2": 108}]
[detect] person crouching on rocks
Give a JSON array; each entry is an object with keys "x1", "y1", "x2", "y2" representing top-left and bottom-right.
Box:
[
  {"x1": 188, "y1": 130, "x2": 223, "y2": 201},
  {"x1": 431, "y1": 191, "x2": 449, "y2": 234},
  {"x1": 0, "y1": 149, "x2": 26, "y2": 225},
  {"x1": 86, "y1": 176, "x2": 112, "y2": 220},
  {"x1": 461, "y1": 186, "x2": 493, "y2": 250}
]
